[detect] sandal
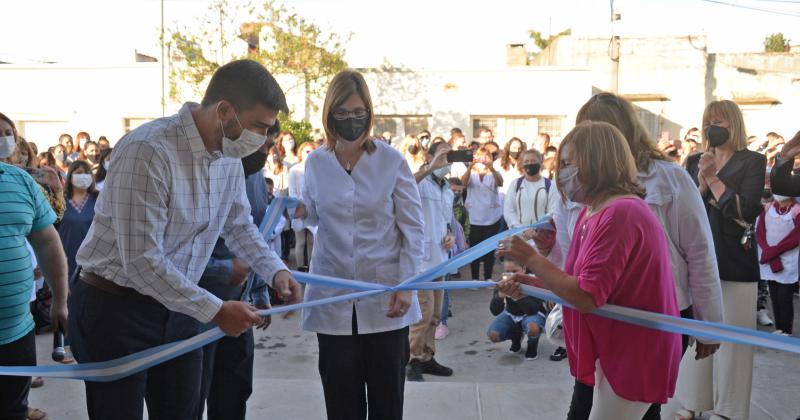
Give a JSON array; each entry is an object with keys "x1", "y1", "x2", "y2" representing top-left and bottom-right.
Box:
[
  {"x1": 27, "y1": 407, "x2": 47, "y2": 420},
  {"x1": 675, "y1": 408, "x2": 696, "y2": 420}
]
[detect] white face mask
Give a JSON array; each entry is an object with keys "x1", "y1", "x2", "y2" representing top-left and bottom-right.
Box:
[
  {"x1": 282, "y1": 139, "x2": 295, "y2": 150},
  {"x1": 220, "y1": 109, "x2": 267, "y2": 159},
  {"x1": 773, "y1": 194, "x2": 791, "y2": 202},
  {"x1": 0, "y1": 136, "x2": 16, "y2": 159},
  {"x1": 557, "y1": 165, "x2": 587, "y2": 203},
  {"x1": 433, "y1": 165, "x2": 451, "y2": 179},
  {"x1": 71, "y1": 173, "x2": 93, "y2": 189}
]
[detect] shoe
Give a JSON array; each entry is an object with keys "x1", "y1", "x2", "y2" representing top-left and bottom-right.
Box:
[
  {"x1": 420, "y1": 358, "x2": 453, "y2": 376},
  {"x1": 509, "y1": 337, "x2": 522, "y2": 353},
  {"x1": 675, "y1": 407, "x2": 696, "y2": 420},
  {"x1": 30, "y1": 376, "x2": 44, "y2": 388},
  {"x1": 550, "y1": 347, "x2": 568, "y2": 362},
  {"x1": 434, "y1": 324, "x2": 449, "y2": 340},
  {"x1": 757, "y1": 309, "x2": 774, "y2": 326},
  {"x1": 772, "y1": 330, "x2": 790, "y2": 336},
  {"x1": 525, "y1": 344, "x2": 538, "y2": 360},
  {"x1": 58, "y1": 346, "x2": 75, "y2": 364},
  {"x1": 26, "y1": 407, "x2": 47, "y2": 420},
  {"x1": 406, "y1": 360, "x2": 424, "y2": 382}
]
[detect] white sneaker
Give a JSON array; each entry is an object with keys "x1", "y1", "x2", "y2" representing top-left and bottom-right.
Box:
[
  {"x1": 434, "y1": 324, "x2": 449, "y2": 340},
  {"x1": 757, "y1": 309, "x2": 774, "y2": 326}
]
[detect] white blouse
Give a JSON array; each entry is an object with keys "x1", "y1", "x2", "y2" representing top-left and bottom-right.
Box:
[
  {"x1": 300, "y1": 141, "x2": 424, "y2": 335},
  {"x1": 465, "y1": 171, "x2": 504, "y2": 226},
  {"x1": 758, "y1": 205, "x2": 800, "y2": 284}
]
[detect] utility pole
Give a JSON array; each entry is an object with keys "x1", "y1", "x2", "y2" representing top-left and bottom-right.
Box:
[
  {"x1": 161, "y1": 0, "x2": 165, "y2": 116},
  {"x1": 610, "y1": 0, "x2": 621, "y2": 94}
]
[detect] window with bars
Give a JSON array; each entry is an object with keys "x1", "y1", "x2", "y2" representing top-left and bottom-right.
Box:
[
  {"x1": 535, "y1": 116, "x2": 563, "y2": 139},
  {"x1": 373, "y1": 117, "x2": 397, "y2": 137},
  {"x1": 403, "y1": 116, "x2": 430, "y2": 136},
  {"x1": 472, "y1": 118, "x2": 498, "y2": 138}
]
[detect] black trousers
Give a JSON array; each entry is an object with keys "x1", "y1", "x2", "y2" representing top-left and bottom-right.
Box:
[
  {"x1": 469, "y1": 220, "x2": 502, "y2": 280},
  {"x1": 68, "y1": 279, "x2": 203, "y2": 420},
  {"x1": 197, "y1": 329, "x2": 254, "y2": 420},
  {"x1": 317, "y1": 327, "x2": 410, "y2": 420},
  {"x1": 565, "y1": 306, "x2": 694, "y2": 420},
  {"x1": 0, "y1": 330, "x2": 35, "y2": 420},
  {"x1": 768, "y1": 281, "x2": 795, "y2": 334}
]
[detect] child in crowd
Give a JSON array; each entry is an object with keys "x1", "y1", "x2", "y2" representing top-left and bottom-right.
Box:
[
  {"x1": 756, "y1": 193, "x2": 800, "y2": 336},
  {"x1": 487, "y1": 258, "x2": 548, "y2": 360}
]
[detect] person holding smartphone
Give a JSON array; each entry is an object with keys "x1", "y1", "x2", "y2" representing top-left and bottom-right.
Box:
[{"x1": 461, "y1": 146, "x2": 503, "y2": 281}]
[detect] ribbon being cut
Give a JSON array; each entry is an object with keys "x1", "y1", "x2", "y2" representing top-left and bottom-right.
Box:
[{"x1": 1, "y1": 196, "x2": 798, "y2": 382}]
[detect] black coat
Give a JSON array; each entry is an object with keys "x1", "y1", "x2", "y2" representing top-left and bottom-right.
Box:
[{"x1": 686, "y1": 150, "x2": 766, "y2": 282}]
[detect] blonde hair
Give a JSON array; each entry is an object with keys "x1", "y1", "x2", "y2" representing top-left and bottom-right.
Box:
[
  {"x1": 576, "y1": 93, "x2": 668, "y2": 172},
  {"x1": 702, "y1": 100, "x2": 748, "y2": 151},
  {"x1": 556, "y1": 121, "x2": 645, "y2": 202},
  {"x1": 322, "y1": 69, "x2": 376, "y2": 153}
]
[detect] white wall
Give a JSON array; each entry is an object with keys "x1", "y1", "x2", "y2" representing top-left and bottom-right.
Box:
[{"x1": 0, "y1": 63, "x2": 167, "y2": 151}]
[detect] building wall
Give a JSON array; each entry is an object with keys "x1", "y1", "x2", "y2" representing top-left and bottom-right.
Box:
[
  {"x1": 0, "y1": 63, "x2": 592, "y2": 151},
  {"x1": 0, "y1": 63, "x2": 167, "y2": 150},
  {"x1": 533, "y1": 35, "x2": 800, "y2": 140}
]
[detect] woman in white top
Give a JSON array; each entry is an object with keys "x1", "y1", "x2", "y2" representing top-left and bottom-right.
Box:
[
  {"x1": 503, "y1": 149, "x2": 559, "y2": 232},
  {"x1": 277, "y1": 131, "x2": 300, "y2": 168},
  {"x1": 495, "y1": 137, "x2": 526, "y2": 193},
  {"x1": 296, "y1": 69, "x2": 424, "y2": 420},
  {"x1": 263, "y1": 145, "x2": 289, "y2": 195},
  {"x1": 403, "y1": 134, "x2": 426, "y2": 173},
  {"x1": 288, "y1": 141, "x2": 318, "y2": 270},
  {"x1": 543, "y1": 93, "x2": 724, "y2": 420},
  {"x1": 461, "y1": 146, "x2": 504, "y2": 280}
]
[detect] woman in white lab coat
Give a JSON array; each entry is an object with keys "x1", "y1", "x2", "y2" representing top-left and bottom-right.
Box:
[{"x1": 296, "y1": 69, "x2": 424, "y2": 420}]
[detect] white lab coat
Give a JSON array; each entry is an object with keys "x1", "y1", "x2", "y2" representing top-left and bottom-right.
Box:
[{"x1": 300, "y1": 141, "x2": 424, "y2": 335}]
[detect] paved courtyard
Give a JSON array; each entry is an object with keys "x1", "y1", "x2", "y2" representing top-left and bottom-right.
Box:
[{"x1": 27, "y1": 281, "x2": 800, "y2": 419}]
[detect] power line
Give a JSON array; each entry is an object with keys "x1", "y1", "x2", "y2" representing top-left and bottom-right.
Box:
[{"x1": 700, "y1": 0, "x2": 800, "y2": 17}]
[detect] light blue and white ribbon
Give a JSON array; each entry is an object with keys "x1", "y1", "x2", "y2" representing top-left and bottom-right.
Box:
[{"x1": 2, "y1": 205, "x2": 799, "y2": 381}]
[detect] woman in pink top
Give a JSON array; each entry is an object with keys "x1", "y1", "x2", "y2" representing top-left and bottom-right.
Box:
[{"x1": 498, "y1": 121, "x2": 681, "y2": 420}]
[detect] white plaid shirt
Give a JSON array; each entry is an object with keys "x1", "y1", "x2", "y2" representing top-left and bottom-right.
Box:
[{"x1": 76, "y1": 103, "x2": 287, "y2": 323}]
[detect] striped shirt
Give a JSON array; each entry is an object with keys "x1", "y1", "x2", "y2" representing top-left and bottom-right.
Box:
[
  {"x1": 0, "y1": 162, "x2": 56, "y2": 345},
  {"x1": 76, "y1": 103, "x2": 288, "y2": 323}
]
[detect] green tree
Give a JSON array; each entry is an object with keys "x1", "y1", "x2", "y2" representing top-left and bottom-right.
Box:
[
  {"x1": 764, "y1": 32, "x2": 790, "y2": 53},
  {"x1": 168, "y1": 0, "x2": 349, "y2": 124},
  {"x1": 529, "y1": 28, "x2": 571, "y2": 53}
]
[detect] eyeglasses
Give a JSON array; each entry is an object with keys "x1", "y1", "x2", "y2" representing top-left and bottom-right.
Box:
[{"x1": 332, "y1": 108, "x2": 369, "y2": 121}]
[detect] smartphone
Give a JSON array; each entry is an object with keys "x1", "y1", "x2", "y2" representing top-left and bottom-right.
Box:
[{"x1": 447, "y1": 149, "x2": 473, "y2": 163}]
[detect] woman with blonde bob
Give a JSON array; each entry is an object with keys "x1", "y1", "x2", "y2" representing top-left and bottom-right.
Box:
[
  {"x1": 546, "y1": 92, "x2": 724, "y2": 419},
  {"x1": 497, "y1": 121, "x2": 682, "y2": 420},
  {"x1": 294, "y1": 69, "x2": 424, "y2": 420},
  {"x1": 677, "y1": 100, "x2": 766, "y2": 420}
]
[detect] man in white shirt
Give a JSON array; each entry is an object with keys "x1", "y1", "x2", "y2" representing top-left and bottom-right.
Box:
[
  {"x1": 70, "y1": 60, "x2": 303, "y2": 420},
  {"x1": 407, "y1": 141, "x2": 455, "y2": 382},
  {"x1": 503, "y1": 149, "x2": 559, "y2": 235}
]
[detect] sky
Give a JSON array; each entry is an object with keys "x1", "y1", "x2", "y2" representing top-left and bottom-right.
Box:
[{"x1": 2, "y1": 0, "x2": 799, "y2": 68}]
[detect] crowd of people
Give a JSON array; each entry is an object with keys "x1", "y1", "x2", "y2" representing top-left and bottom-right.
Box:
[{"x1": 0, "y1": 58, "x2": 797, "y2": 420}]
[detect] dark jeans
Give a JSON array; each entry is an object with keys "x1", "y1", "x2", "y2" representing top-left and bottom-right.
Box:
[
  {"x1": 317, "y1": 327, "x2": 410, "y2": 420},
  {"x1": 469, "y1": 220, "x2": 502, "y2": 280},
  {"x1": 0, "y1": 330, "x2": 35, "y2": 420},
  {"x1": 198, "y1": 329, "x2": 254, "y2": 420},
  {"x1": 68, "y1": 279, "x2": 203, "y2": 420},
  {"x1": 768, "y1": 281, "x2": 796, "y2": 334},
  {"x1": 565, "y1": 306, "x2": 694, "y2": 420}
]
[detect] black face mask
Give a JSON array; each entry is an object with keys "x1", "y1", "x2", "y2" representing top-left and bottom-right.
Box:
[
  {"x1": 524, "y1": 163, "x2": 541, "y2": 176},
  {"x1": 241, "y1": 151, "x2": 267, "y2": 176},
  {"x1": 705, "y1": 125, "x2": 730, "y2": 148},
  {"x1": 509, "y1": 151, "x2": 520, "y2": 160},
  {"x1": 491, "y1": 151, "x2": 499, "y2": 161},
  {"x1": 408, "y1": 145, "x2": 420, "y2": 155},
  {"x1": 332, "y1": 117, "x2": 368, "y2": 142}
]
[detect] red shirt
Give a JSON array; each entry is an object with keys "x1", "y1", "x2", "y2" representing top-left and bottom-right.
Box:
[{"x1": 564, "y1": 197, "x2": 681, "y2": 403}]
